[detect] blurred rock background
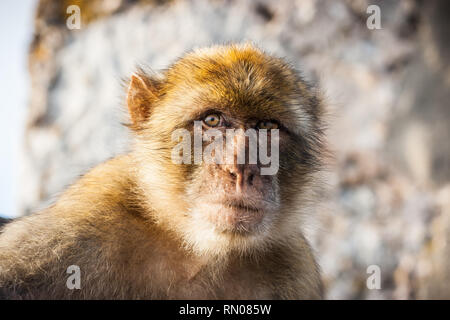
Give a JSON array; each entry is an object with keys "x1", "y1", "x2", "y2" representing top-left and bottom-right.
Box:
[{"x1": 18, "y1": 0, "x2": 450, "y2": 299}]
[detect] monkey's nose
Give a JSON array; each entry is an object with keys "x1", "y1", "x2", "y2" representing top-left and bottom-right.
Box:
[{"x1": 222, "y1": 164, "x2": 257, "y2": 193}]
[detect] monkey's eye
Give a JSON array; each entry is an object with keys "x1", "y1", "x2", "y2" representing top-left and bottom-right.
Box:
[
  {"x1": 257, "y1": 120, "x2": 279, "y2": 130},
  {"x1": 203, "y1": 113, "x2": 221, "y2": 127}
]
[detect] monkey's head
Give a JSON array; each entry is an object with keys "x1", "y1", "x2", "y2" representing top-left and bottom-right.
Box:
[{"x1": 127, "y1": 44, "x2": 325, "y2": 256}]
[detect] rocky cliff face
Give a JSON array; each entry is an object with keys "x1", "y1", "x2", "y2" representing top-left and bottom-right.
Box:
[{"x1": 22, "y1": 0, "x2": 450, "y2": 299}]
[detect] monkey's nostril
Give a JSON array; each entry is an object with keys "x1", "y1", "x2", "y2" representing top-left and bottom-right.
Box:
[
  {"x1": 229, "y1": 172, "x2": 237, "y2": 179},
  {"x1": 248, "y1": 174, "x2": 254, "y2": 185}
]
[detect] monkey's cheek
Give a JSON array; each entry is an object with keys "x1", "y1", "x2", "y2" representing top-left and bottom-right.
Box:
[{"x1": 194, "y1": 203, "x2": 266, "y2": 234}]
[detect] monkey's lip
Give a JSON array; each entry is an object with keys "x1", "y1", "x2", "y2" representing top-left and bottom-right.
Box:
[{"x1": 221, "y1": 200, "x2": 262, "y2": 213}]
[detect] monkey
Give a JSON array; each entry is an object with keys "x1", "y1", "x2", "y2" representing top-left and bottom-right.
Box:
[{"x1": 0, "y1": 44, "x2": 326, "y2": 299}]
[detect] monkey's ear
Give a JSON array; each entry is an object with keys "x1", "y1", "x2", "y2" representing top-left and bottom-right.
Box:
[{"x1": 126, "y1": 72, "x2": 160, "y2": 130}]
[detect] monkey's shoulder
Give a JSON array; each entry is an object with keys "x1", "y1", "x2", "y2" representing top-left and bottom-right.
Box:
[{"x1": 0, "y1": 155, "x2": 158, "y2": 298}]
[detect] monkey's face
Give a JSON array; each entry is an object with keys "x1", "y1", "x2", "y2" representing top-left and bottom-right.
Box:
[
  {"x1": 130, "y1": 45, "x2": 324, "y2": 253},
  {"x1": 184, "y1": 116, "x2": 283, "y2": 235}
]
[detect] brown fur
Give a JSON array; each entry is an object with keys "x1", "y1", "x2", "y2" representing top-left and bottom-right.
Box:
[{"x1": 0, "y1": 44, "x2": 325, "y2": 299}]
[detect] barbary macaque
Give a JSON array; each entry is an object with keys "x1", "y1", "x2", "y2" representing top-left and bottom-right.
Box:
[{"x1": 0, "y1": 44, "x2": 326, "y2": 299}]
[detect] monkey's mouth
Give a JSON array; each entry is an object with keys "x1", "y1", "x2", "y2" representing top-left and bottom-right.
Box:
[
  {"x1": 223, "y1": 200, "x2": 262, "y2": 213},
  {"x1": 198, "y1": 198, "x2": 267, "y2": 234}
]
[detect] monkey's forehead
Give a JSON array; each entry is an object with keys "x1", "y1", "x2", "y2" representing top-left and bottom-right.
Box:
[
  {"x1": 152, "y1": 44, "x2": 320, "y2": 134},
  {"x1": 153, "y1": 82, "x2": 315, "y2": 137}
]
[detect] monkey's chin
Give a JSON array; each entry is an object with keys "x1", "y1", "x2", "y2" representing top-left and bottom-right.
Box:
[{"x1": 182, "y1": 203, "x2": 279, "y2": 257}]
